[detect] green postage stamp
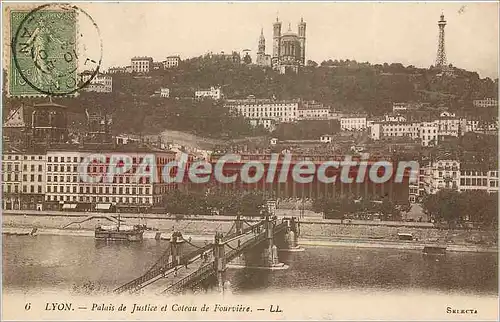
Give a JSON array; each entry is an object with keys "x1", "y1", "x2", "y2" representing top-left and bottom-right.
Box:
[{"x1": 8, "y1": 5, "x2": 78, "y2": 96}]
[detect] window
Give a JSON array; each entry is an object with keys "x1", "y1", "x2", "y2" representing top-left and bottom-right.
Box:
[
  {"x1": 38, "y1": 165, "x2": 42, "y2": 171},
  {"x1": 31, "y1": 174, "x2": 35, "y2": 182},
  {"x1": 38, "y1": 186, "x2": 42, "y2": 193}
]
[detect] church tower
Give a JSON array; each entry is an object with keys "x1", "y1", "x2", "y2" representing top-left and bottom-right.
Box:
[
  {"x1": 256, "y1": 28, "x2": 268, "y2": 66},
  {"x1": 272, "y1": 17, "x2": 281, "y2": 67},
  {"x1": 298, "y1": 17, "x2": 306, "y2": 66},
  {"x1": 258, "y1": 28, "x2": 265, "y2": 55}
]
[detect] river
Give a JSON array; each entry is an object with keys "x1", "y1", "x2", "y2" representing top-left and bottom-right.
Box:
[{"x1": 2, "y1": 234, "x2": 497, "y2": 296}]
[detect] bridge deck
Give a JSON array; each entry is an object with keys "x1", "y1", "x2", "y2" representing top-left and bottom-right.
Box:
[
  {"x1": 115, "y1": 219, "x2": 289, "y2": 295},
  {"x1": 140, "y1": 225, "x2": 270, "y2": 295}
]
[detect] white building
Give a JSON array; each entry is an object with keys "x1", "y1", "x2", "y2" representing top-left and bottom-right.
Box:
[
  {"x1": 2, "y1": 153, "x2": 46, "y2": 210},
  {"x1": 155, "y1": 88, "x2": 170, "y2": 98},
  {"x1": 81, "y1": 73, "x2": 113, "y2": 93},
  {"x1": 459, "y1": 170, "x2": 498, "y2": 193},
  {"x1": 195, "y1": 86, "x2": 222, "y2": 100},
  {"x1": 421, "y1": 159, "x2": 460, "y2": 195},
  {"x1": 44, "y1": 149, "x2": 176, "y2": 211},
  {"x1": 340, "y1": 116, "x2": 367, "y2": 131},
  {"x1": 249, "y1": 118, "x2": 277, "y2": 131},
  {"x1": 319, "y1": 134, "x2": 334, "y2": 143},
  {"x1": 298, "y1": 101, "x2": 330, "y2": 120},
  {"x1": 2, "y1": 153, "x2": 23, "y2": 210},
  {"x1": 473, "y1": 98, "x2": 498, "y2": 108},
  {"x1": 392, "y1": 102, "x2": 422, "y2": 113},
  {"x1": 465, "y1": 118, "x2": 498, "y2": 133},
  {"x1": 131, "y1": 57, "x2": 154, "y2": 73},
  {"x1": 107, "y1": 67, "x2": 128, "y2": 74},
  {"x1": 419, "y1": 122, "x2": 439, "y2": 146},
  {"x1": 435, "y1": 115, "x2": 463, "y2": 138},
  {"x1": 163, "y1": 56, "x2": 180, "y2": 69},
  {"x1": 384, "y1": 114, "x2": 406, "y2": 122},
  {"x1": 420, "y1": 159, "x2": 498, "y2": 195},
  {"x1": 226, "y1": 98, "x2": 299, "y2": 123}
]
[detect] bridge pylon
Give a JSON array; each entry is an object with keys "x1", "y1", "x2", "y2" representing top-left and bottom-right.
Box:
[
  {"x1": 213, "y1": 232, "x2": 227, "y2": 293},
  {"x1": 262, "y1": 215, "x2": 280, "y2": 266},
  {"x1": 285, "y1": 216, "x2": 300, "y2": 248},
  {"x1": 170, "y1": 231, "x2": 184, "y2": 266}
]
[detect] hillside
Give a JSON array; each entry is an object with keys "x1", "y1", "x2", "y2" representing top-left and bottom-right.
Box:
[{"x1": 3, "y1": 58, "x2": 498, "y2": 141}]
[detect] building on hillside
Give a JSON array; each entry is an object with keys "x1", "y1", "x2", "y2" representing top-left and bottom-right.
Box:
[
  {"x1": 385, "y1": 114, "x2": 406, "y2": 122},
  {"x1": 152, "y1": 62, "x2": 163, "y2": 71},
  {"x1": 225, "y1": 98, "x2": 299, "y2": 124},
  {"x1": 340, "y1": 116, "x2": 367, "y2": 131},
  {"x1": 319, "y1": 134, "x2": 334, "y2": 143},
  {"x1": 369, "y1": 121, "x2": 420, "y2": 141},
  {"x1": 131, "y1": 56, "x2": 154, "y2": 73},
  {"x1": 473, "y1": 98, "x2": 498, "y2": 108},
  {"x1": 419, "y1": 159, "x2": 498, "y2": 196},
  {"x1": 163, "y1": 55, "x2": 181, "y2": 69},
  {"x1": 205, "y1": 51, "x2": 241, "y2": 64},
  {"x1": 420, "y1": 159, "x2": 460, "y2": 195},
  {"x1": 195, "y1": 86, "x2": 222, "y2": 100},
  {"x1": 107, "y1": 67, "x2": 128, "y2": 74},
  {"x1": 419, "y1": 122, "x2": 439, "y2": 146},
  {"x1": 80, "y1": 72, "x2": 113, "y2": 93},
  {"x1": 459, "y1": 169, "x2": 498, "y2": 193},
  {"x1": 298, "y1": 101, "x2": 330, "y2": 120},
  {"x1": 435, "y1": 114, "x2": 464, "y2": 138},
  {"x1": 153, "y1": 88, "x2": 170, "y2": 98},
  {"x1": 465, "y1": 118, "x2": 498, "y2": 134},
  {"x1": 249, "y1": 118, "x2": 277, "y2": 131}
]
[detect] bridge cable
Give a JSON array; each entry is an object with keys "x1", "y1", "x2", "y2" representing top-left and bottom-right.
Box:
[
  {"x1": 225, "y1": 242, "x2": 239, "y2": 252},
  {"x1": 180, "y1": 237, "x2": 211, "y2": 251}
]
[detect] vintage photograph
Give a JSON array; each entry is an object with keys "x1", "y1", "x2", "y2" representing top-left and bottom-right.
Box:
[{"x1": 1, "y1": 1, "x2": 499, "y2": 320}]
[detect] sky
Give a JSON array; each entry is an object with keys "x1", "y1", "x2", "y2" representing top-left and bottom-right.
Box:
[{"x1": 74, "y1": 1, "x2": 499, "y2": 79}]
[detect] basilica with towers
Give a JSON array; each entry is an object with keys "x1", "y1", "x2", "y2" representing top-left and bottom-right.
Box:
[{"x1": 256, "y1": 17, "x2": 306, "y2": 74}]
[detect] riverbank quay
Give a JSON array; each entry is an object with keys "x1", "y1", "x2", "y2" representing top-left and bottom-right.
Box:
[
  {"x1": 2, "y1": 226, "x2": 497, "y2": 254},
  {"x1": 2, "y1": 210, "x2": 497, "y2": 253}
]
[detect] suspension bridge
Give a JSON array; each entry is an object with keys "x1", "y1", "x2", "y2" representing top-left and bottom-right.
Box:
[{"x1": 114, "y1": 215, "x2": 301, "y2": 295}]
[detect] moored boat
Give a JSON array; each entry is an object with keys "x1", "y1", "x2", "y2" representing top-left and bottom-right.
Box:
[{"x1": 94, "y1": 215, "x2": 145, "y2": 241}]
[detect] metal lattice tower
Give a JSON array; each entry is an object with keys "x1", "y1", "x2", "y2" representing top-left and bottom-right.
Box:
[{"x1": 435, "y1": 13, "x2": 447, "y2": 67}]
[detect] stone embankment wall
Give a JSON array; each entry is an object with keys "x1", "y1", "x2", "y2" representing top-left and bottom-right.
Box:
[{"x1": 2, "y1": 211, "x2": 497, "y2": 246}]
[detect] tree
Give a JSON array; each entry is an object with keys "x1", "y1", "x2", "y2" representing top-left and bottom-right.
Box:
[{"x1": 306, "y1": 60, "x2": 318, "y2": 68}]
